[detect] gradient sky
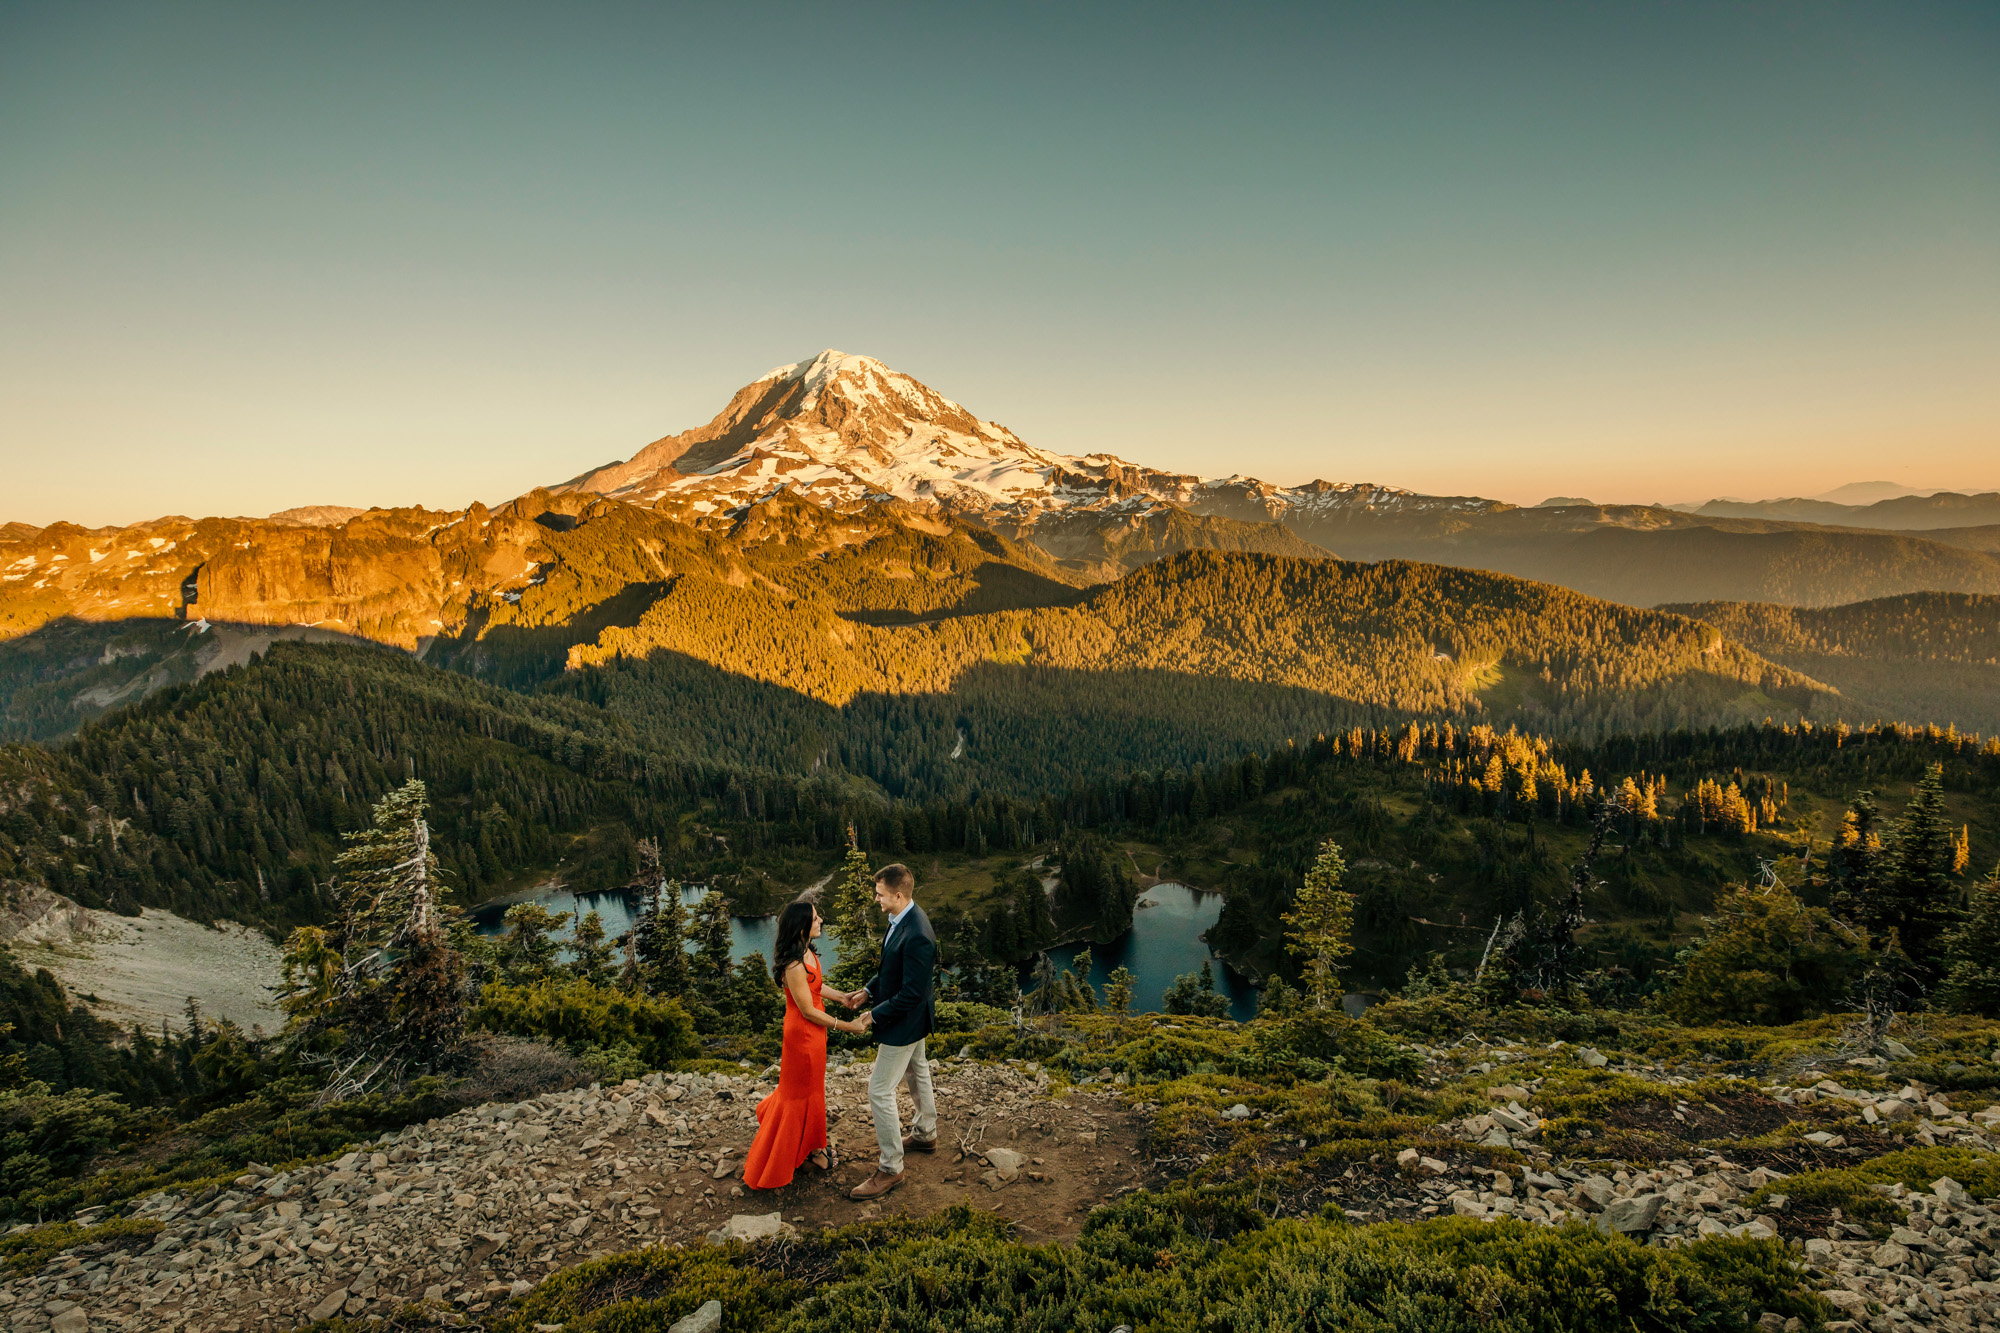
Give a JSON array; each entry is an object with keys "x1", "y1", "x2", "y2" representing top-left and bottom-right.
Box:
[{"x1": 3, "y1": 1, "x2": 1996, "y2": 527}]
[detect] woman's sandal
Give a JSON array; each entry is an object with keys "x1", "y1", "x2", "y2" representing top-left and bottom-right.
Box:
[{"x1": 810, "y1": 1144, "x2": 839, "y2": 1171}]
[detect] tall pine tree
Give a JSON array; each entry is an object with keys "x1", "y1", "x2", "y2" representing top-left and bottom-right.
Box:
[
  {"x1": 1937, "y1": 863, "x2": 2000, "y2": 1016},
  {"x1": 278, "y1": 778, "x2": 468, "y2": 1100},
  {"x1": 824, "y1": 827, "x2": 882, "y2": 991},
  {"x1": 1284, "y1": 838, "x2": 1354, "y2": 1009},
  {"x1": 1835, "y1": 766, "x2": 1966, "y2": 985}
]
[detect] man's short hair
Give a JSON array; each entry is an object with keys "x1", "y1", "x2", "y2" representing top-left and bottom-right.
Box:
[{"x1": 873, "y1": 863, "x2": 915, "y2": 896}]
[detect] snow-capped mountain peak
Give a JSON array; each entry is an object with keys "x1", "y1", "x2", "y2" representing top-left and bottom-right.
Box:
[
  {"x1": 756, "y1": 349, "x2": 944, "y2": 418},
  {"x1": 552, "y1": 352, "x2": 1506, "y2": 531}
]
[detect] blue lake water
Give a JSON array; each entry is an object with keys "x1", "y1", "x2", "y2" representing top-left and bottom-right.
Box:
[
  {"x1": 473, "y1": 882, "x2": 1256, "y2": 1020},
  {"x1": 471, "y1": 884, "x2": 832, "y2": 973}
]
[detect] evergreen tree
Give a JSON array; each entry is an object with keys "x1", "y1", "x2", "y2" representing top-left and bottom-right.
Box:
[
  {"x1": 1010, "y1": 874, "x2": 1058, "y2": 956},
  {"x1": 824, "y1": 827, "x2": 882, "y2": 991},
  {"x1": 325, "y1": 780, "x2": 448, "y2": 956},
  {"x1": 1667, "y1": 881, "x2": 1869, "y2": 1025},
  {"x1": 1055, "y1": 835, "x2": 1139, "y2": 941},
  {"x1": 1284, "y1": 839, "x2": 1354, "y2": 1009},
  {"x1": 1022, "y1": 952, "x2": 1062, "y2": 1018},
  {"x1": 277, "y1": 778, "x2": 469, "y2": 1100},
  {"x1": 635, "y1": 880, "x2": 692, "y2": 1000},
  {"x1": 1834, "y1": 766, "x2": 1965, "y2": 985},
  {"x1": 568, "y1": 910, "x2": 616, "y2": 988},
  {"x1": 1936, "y1": 864, "x2": 2000, "y2": 1016},
  {"x1": 1257, "y1": 973, "x2": 1302, "y2": 1017},
  {"x1": 1828, "y1": 791, "x2": 1887, "y2": 916},
  {"x1": 1163, "y1": 961, "x2": 1229, "y2": 1018},
  {"x1": 726, "y1": 952, "x2": 784, "y2": 1034},
  {"x1": 1057, "y1": 948, "x2": 1097, "y2": 1011},
  {"x1": 957, "y1": 956, "x2": 1022, "y2": 1010},
  {"x1": 691, "y1": 888, "x2": 735, "y2": 997},
  {"x1": 1104, "y1": 965, "x2": 1135, "y2": 1015},
  {"x1": 499, "y1": 903, "x2": 572, "y2": 986},
  {"x1": 1884, "y1": 763, "x2": 1966, "y2": 980},
  {"x1": 1209, "y1": 891, "x2": 1260, "y2": 959}
]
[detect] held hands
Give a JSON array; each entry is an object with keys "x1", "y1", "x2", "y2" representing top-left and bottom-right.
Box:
[{"x1": 847, "y1": 1010, "x2": 873, "y2": 1035}]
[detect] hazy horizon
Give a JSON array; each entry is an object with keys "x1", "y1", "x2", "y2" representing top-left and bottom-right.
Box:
[{"x1": 4, "y1": 2, "x2": 1996, "y2": 529}]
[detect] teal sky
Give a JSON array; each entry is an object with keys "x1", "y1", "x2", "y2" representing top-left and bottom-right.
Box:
[{"x1": 3, "y1": 2, "x2": 1996, "y2": 526}]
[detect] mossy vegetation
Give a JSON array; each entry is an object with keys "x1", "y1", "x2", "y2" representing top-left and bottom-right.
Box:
[{"x1": 473, "y1": 1198, "x2": 1828, "y2": 1333}]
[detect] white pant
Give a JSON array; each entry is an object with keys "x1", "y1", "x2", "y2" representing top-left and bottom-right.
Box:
[{"x1": 868, "y1": 1038, "x2": 937, "y2": 1172}]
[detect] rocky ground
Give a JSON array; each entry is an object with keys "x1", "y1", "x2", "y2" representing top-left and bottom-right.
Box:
[
  {"x1": 13, "y1": 1034, "x2": 2000, "y2": 1333},
  {"x1": 1405, "y1": 1041, "x2": 2000, "y2": 1332},
  {"x1": 0, "y1": 1053, "x2": 1150, "y2": 1332}
]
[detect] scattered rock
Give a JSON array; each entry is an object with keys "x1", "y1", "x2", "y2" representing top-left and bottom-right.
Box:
[
  {"x1": 670, "y1": 1301, "x2": 725, "y2": 1333},
  {"x1": 308, "y1": 1287, "x2": 351, "y2": 1322},
  {"x1": 707, "y1": 1212, "x2": 796, "y2": 1246},
  {"x1": 1596, "y1": 1193, "x2": 1665, "y2": 1234}
]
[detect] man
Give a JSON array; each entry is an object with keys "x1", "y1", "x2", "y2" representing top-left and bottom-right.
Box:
[{"x1": 829, "y1": 862, "x2": 938, "y2": 1199}]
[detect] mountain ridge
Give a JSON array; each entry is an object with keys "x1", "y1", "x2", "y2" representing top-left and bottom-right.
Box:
[
  {"x1": 1695, "y1": 491, "x2": 2000, "y2": 531},
  {"x1": 7, "y1": 349, "x2": 2000, "y2": 745}
]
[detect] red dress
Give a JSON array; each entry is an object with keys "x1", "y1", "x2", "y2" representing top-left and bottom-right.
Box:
[{"x1": 743, "y1": 951, "x2": 829, "y2": 1190}]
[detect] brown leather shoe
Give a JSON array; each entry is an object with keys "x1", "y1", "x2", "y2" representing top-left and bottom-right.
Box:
[
  {"x1": 848, "y1": 1168, "x2": 905, "y2": 1200},
  {"x1": 903, "y1": 1134, "x2": 939, "y2": 1154}
]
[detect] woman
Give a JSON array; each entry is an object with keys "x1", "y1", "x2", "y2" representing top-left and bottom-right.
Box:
[{"x1": 742, "y1": 900, "x2": 869, "y2": 1189}]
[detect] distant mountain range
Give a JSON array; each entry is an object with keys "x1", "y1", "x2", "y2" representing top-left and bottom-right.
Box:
[
  {"x1": 1693, "y1": 491, "x2": 2000, "y2": 531},
  {"x1": 5, "y1": 350, "x2": 1999, "y2": 740},
  {"x1": 537, "y1": 350, "x2": 2000, "y2": 607},
  {"x1": 8, "y1": 349, "x2": 1998, "y2": 619},
  {"x1": 1814, "y1": 481, "x2": 1946, "y2": 505}
]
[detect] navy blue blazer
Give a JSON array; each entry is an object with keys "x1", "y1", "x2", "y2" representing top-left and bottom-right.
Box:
[{"x1": 865, "y1": 904, "x2": 937, "y2": 1048}]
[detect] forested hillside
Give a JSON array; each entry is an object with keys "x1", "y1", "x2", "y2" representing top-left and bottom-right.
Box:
[
  {"x1": 6, "y1": 630, "x2": 1992, "y2": 1005},
  {"x1": 1160, "y1": 717, "x2": 1997, "y2": 990},
  {"x1": 1268, "y1": 504, "x2": 2000, "y2": 607},
  {"x1": 564, "y1": 545, "x2": 1840, "y2": 783},
  {"x1": 0, "y1": 644, "x2": 855, "y2": 927},
  {"x1": 1669, "y1": 593, "x2": 2000, "y2": 735}
]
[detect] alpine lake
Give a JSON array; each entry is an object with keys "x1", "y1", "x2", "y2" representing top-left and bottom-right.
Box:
[{"x1": 472, "y1": 882, "x2": 1260, "y2": 1020}]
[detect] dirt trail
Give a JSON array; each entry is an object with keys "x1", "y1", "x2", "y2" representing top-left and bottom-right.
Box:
[{"x1": 745, "y1": 1055, "x2": 1156, "y2": 1245}]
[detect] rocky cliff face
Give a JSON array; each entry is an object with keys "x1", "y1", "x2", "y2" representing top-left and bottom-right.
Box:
[{"x1": 0, "y1": 503, "x2": 555, "y2": 650}]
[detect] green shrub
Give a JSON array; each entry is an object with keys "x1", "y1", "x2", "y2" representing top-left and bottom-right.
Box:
[
  {"x1": 1247, "y1": 1011, "x2": 1421, "y2": 1082},
  {"x1": 1665, "y1": 885, "x2": 1868, "y2": 1026},
  {"x1": 0, "y1": 1215, "x2": 161, "y2": 1274},
  {"x1": 481, "y1": 1196, "x2": 1827, "y2": 1333},
  {"x1": 474, "y1": 978, "x2": 698, "y2": 1068},
  {"x1": 1745, "y1": 1146, "x2": 2000, "y2": 1227},
  {"x1": 490, "y1": 1239, "x2": 801, "y2": 1332},
  {"x1": 935, "y1": 1001, "x2": 1014, "y2": 1032},
  {"x1": 575, "y1": 1041, "x2": 650, "y2": 1084},
  {"x1": 0, "y1": 1083, "x2": 155, "y2": 1218}
]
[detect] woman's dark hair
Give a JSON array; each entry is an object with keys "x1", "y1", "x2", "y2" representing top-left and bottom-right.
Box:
[{"x1": 771, "y1": 900, "x2": 818, "y2": 987}]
